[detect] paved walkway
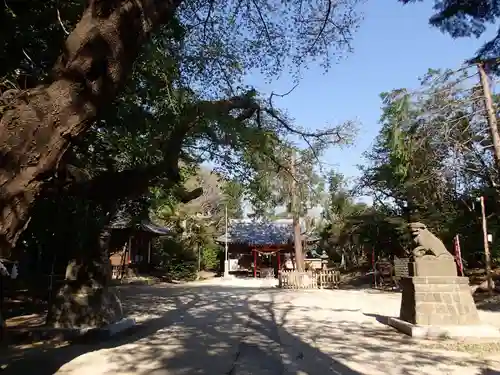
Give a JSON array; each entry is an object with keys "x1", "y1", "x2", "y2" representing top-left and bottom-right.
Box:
[{"x1": 5, "y1": 280, "x2": 500, "y2": 374}]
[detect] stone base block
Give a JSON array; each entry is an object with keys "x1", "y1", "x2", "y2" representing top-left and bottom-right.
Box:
[
  {"x1": 58, "y1": 317, "x2": 136, "y2": 341},
  {"x1": 400, "y1": 276, "x2": 480, "y2": 325},
  {"x1": 80, "y1": 317, "x2": 136, "y2": 339},
  {"x1": 8, "y1": 318, "x2": 136, "y2": 344},
  {"x1": 409, "y1": 258, "x2": 457, "y2": 277},
  {"x1": 388, "y1": 317, "x2": 500, "y2": 339}
]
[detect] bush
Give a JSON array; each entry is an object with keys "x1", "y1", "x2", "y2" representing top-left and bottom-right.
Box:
[
  {"x1": 202, "y1": 245, "x2": 220, "y2": 271},
  {"x1": 162, "y1": 261, "x2": 198, "y2": 281},
  {"x1": 156, "y1": 237, "x2": 198, "y2": 281}
]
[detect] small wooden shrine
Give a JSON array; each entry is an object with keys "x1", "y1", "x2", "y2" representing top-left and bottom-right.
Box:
[{"x1": 107, "y1": 211, "x2": 171, "y2": 277}]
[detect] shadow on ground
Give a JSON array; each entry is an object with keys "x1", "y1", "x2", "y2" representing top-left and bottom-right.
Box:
[
  {"x1": 336, "y1": 272, "x2": 400, "y2": 295},
  {"x1": 0, "y1": 283, "x2": 497, "y2": 374},
  {"x1": 474, "y1": 293, "x2": 500, "y2": 312}
]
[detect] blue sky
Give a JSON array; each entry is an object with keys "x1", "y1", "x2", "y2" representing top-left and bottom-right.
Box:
[{"x1": 246, "y1": 1, "x2": 498, "y2": 192}]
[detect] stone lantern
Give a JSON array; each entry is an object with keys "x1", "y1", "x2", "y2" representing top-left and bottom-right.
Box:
[{"x1": 320, "y1": 250, "x2": 329, "y2": 270}]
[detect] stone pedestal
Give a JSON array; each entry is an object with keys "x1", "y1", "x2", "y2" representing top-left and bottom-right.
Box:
[
  {"x1": 409, "y1": 258, "x2": 458, "y2": 277},
  {"x1": 399, "y1": 276, "x2": 479, "y2": 325},
  {"x1": 389, "y1": 275, "x2": 500, "y2": 339}
]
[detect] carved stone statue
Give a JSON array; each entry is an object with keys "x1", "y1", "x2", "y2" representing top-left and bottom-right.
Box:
[
  {"x1": 408, "y1": 222, "x2": 453, "y2": 260},
  {"x1": 393, "y1": 222, "x2": 482, "y2": 334}
]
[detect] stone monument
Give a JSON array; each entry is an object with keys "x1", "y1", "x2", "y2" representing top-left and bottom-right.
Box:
[
  {"x1": 388, "y1": 222, "x2": 500, "y2": 338},
  {"x1": 407, "y1": 222, "x2": 458, "y2": 278}
]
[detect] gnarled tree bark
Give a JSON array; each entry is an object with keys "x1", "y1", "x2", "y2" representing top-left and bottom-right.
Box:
[
  {"x1": 47, "y1": 218, "x2": 124, "y2": 328},
  {"x1": 46, "y1": 157, "x2": 202, "y2": 328},
  {"x1": 0, "y1": 0, "x2": 183, "y2": 256},
  {"x1": 47, "y1": 188, "x2": 203, "y2": 328},
  {"x1": 25, "y1": 81, "x2": 256, "y2": 328}
]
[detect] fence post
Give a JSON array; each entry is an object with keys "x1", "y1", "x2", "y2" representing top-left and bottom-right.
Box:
[{"x1": 278, "y1": 270, "x2": 343, "y2": 289}]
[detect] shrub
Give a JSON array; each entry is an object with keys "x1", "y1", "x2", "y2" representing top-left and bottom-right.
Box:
[
  {"x1": 156, "y1": 237, "x2": 198, "y2": 281},
  {"x1": 202, "y1": 245, "x2": 221, "y2": 271}
]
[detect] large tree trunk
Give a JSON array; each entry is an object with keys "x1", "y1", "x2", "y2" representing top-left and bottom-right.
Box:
[
  {"x1": 46, "y1": 159, "x2": 203, "y2": 328},
  {"x1": 0, "y1": 0, "x2": 182, "y2": 255},
  {"x1": 47, "y1": 213, "x2": 122, "y2": 328}
]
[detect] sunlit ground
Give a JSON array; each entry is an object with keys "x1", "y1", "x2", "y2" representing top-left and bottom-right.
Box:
[{"x1": 3, "y1": 279, "x2": 500, "y2": 375}]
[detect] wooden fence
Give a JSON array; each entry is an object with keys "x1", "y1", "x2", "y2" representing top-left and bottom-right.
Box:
[{"x1": 279, "y1": 270, "x2": 340, "y2": 289}]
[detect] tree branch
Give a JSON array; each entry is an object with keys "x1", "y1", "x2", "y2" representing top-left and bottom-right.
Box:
[{"x1": 0, "y1": 0, "x2": 185, "y2": 251}]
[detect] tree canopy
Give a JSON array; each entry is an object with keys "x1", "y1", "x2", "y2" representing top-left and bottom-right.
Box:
[
  {"x1": 0, "y1": 0, "x2": 363, "y2": 255},
  {"x1": 0, "y1": 0, "x2": 365, "y2": 327},
  {"x1": 399, "y1": 0, "x2": 500, "y2": 60},
  {"x1": 349, "y1": 64, "x2": 500, "y2": 266}
]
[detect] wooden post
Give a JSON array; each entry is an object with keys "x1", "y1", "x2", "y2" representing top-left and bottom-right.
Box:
[
  {"x1": 372, "y1": 249, "x2": 377, "y2": 288},
  {"x1": 290, "y1": 150, "x2": 304, "y2": 272},
  {"x1": 478, "y1": 62, "x2": 500, "y2": 171},
  {"x1": 480, "y1": 196, "x2": 494, "y2": 295},
  {"x1": 253, "y1": 249, "x2": 257, "y2": 278},
  {"x1": 128, "y1": 236, "x2": 133, "y2": 264},
  {"x1": 197, "y1": 242, "x2": 201, "y2": 275},
  {"x1": 477, "y1": 63, "x2": 499, "y2": 294},
  {"x1": 277, "y1": 251, "x2": 281, "y2": 276},
  {"x1": 454, "y1": 235, "x2": 464, "y2": 276}
]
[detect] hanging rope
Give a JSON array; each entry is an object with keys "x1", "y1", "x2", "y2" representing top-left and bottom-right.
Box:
[{"x1": 254, "y1": 249, "x2": 281, "y2": 256}]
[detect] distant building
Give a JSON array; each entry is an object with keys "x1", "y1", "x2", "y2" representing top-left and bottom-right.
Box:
[
  {"x1": 215, "y1": 218, "x2": 320, "y2": 277},
  {"x1": 107, "y1": 210, "x2": 172, "y2": 278}
]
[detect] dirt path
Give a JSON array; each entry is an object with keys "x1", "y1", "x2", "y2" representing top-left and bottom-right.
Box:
[{"x1": 2, "y1": 281, "x2": 500, "y2": 374}]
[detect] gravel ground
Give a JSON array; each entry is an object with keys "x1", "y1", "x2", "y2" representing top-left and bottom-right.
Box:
[{"x1": 3, "y1": 280, "x2": 500, "y2": 375}]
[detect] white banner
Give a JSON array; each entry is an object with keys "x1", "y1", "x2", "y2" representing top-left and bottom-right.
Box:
[{"x1": 229, "y1": 258, "x2": 239, "y2": 271}]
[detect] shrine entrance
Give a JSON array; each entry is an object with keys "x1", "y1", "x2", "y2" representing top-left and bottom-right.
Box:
[
  {"x1": 250, "y1": 247, "x2": 286, "y2": 278},
  {"x1": 215, "y1": 219, "x2": 315, "y2": 278},
  {"x1": 221, "y1": 243, "x2": 294, "y2": 279}
]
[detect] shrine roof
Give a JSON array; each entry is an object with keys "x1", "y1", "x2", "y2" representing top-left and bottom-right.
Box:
[
  {"x1": 215, "y1": 219, "x2": 316, "y2": 246},
  {"x1": 108, "y1": 211, "x2": 172, "y2": 236}
]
